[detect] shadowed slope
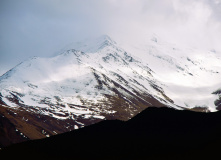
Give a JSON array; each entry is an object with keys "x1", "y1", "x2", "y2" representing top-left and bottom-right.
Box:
[{"x1": 1, "y1": 107, "x2": 221, "y2": 160}]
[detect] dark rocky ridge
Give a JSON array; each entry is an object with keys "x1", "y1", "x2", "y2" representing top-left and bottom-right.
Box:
[
  {"x1": 1, "y1": 107, "x2": 221, "y2": 160},
  {"x1": 212, "y1": 88, "x2": 221, "y2": 110}
]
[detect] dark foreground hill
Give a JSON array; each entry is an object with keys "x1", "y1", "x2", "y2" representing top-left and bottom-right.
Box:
[{"x1": 1, "y1": 107, "x2": 221, "y2": 160}]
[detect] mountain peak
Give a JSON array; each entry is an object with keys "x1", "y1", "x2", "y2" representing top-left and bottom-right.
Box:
[
  {"x1": 63, "y1": 35, "x2": 117, "y2": 53},
  {"x1": 97, "y1": 35, "x2": 116, "y2": 44}
]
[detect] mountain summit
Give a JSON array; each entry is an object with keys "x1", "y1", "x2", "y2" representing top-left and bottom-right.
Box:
[
  {"x1": 0, "y1": 35, "x2": 221, "y2": 147},
  {"x1": 63, "y1": 35, "x2": 117, "y2": 53}
]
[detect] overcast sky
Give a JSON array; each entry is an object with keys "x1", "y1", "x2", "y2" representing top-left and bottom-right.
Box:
[{"x1": 1, "y1": 0, "x2": 221, "y2": 76}]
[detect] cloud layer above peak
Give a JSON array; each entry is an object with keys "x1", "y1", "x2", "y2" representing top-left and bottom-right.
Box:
[{"x1": 0, "y1": 0, "x2": 221, "y2": 75}]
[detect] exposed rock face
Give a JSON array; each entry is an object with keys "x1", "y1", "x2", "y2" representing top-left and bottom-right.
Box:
[{"x1": 213, "y1": 89, "x2": 221, "y2": 110}]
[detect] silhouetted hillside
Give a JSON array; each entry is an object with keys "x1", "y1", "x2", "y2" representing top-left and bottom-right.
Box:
[{"x1": 1, "y1": 107, "x2": 221, "y2": 160}]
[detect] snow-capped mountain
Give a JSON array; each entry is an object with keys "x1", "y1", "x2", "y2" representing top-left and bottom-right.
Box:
[{"x1": 0, "y1": 35, "x2": 221, "y2": 146}]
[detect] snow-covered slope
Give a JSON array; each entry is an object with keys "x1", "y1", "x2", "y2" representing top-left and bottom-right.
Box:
[
  {"x1": 0, "y1": 35, "x2": 221, "y2": 142},
  {"x1": 121, "y1": 35, "x2": 221, "y2": 111}
]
